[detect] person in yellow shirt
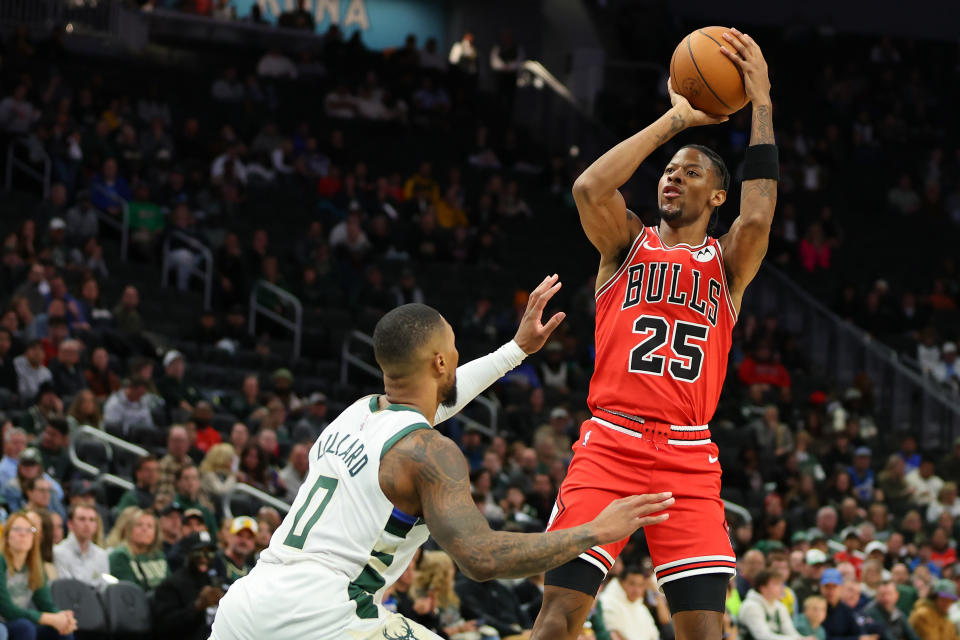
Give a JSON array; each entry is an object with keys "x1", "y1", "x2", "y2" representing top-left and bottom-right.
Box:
[{"x1": 435, "y1": 185, "x2": 468, "y2": 228}]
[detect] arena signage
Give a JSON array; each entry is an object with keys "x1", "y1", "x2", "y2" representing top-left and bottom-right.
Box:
[{"x1": 231, "y1": 0, "x2": 447, "y2": 50}]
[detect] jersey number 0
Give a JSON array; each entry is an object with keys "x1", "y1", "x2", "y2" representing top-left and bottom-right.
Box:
[
  {"x1": 628, "y1": 315, "x2": 709, "y2": 382},
  {"x1": 283, "y1": 474, "x2": 339, "y2": 550}
]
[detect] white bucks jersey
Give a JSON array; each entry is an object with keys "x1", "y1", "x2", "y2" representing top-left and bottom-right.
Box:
[{"x1": 259, "y1": 395, "x2": 431, "y2": 621}]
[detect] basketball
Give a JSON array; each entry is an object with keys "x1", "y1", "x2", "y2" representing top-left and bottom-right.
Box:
[{"x1": 670, "y1": 26, "x2": 749, "y2": 116}]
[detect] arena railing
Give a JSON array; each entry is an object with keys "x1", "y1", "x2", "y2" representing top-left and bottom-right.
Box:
[
  {"x1": 68, "y1": 425, "x2": 146, "y2": 492},
  {"x1": 248, "y1": 279, "x2": 302, "y2": 359},
  {"x1": 340, "y1": 330, "x2": 499, "y2": 437},
  {"x1": 221, "y1": 483, "x2": 290, "y2": 521},
  {"x1": 4, "y1": 137, "x2": 51, "y2": 199},
  {"x1": 161, "y1": 229, "x2": 214, "y2": 309},
  {"x1": 745, "y1": 264, "x2": 960, "y2": 448},
  {"x1": 90, "y1": 184, "x2": 130, "y2": 262}
]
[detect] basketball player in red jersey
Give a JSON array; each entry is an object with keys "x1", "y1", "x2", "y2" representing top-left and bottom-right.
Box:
[{"x1": 531, "y1": 30, "x2": 776, "y2": 640}]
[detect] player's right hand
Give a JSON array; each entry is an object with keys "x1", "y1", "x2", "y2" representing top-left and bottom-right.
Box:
[
  {"x1": 666, "y1": 78, "x2": 729, "y2": 127},
  {"x1": 589, "y1": 492, "x2": 674, "y2": 545}
]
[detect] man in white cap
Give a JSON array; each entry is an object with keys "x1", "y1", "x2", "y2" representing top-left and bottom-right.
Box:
[
  {"x1": 932, "y1": 342, "x2": 959, "y2": 391},
  {"x1": 157, "y1": 349, "x2": 201, "y2": 415},
  {"x1": 791, "y1": 549, "x2": 828, "y2": 605}
]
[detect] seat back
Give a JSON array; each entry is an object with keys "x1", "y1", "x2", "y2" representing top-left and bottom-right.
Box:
[
  {"x1": 103, "y1": 581, "x2": 152, "y2": 634},
  {"x1": 50, "y1": 578, "x2": 108, "y2": 632}
]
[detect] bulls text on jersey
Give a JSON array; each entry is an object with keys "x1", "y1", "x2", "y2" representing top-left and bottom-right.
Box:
[{"x1": 620, "y1": 261, "x2": 722, "y2": 327}]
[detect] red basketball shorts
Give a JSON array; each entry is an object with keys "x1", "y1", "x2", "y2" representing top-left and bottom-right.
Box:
[{"x1": 545, "y1": 418, "x2": 736, "y2": 590}]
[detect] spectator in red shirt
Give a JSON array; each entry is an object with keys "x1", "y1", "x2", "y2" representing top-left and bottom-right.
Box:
[
  {"x1": 930, "y1": 527, "x2": 957, "y2": 569},
  {"x1": 191, "y1": 402, "x2": 222, "y2": 453},
  {"x1": 834, "y1": 531, "x2": 865, "y2": 578},
  {"x1": 738, "y1": 342, "x2": 792, "y2": 390}
]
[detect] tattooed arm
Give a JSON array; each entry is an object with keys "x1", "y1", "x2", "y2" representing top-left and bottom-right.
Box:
[
  {"x1": 573, "y1": 83, "x2": 728, "y2": 291},
  {"x1": 719, "y1": 29, "x2": 778, "y2": 312},
  {"x1": 389, "y1": 429, "x2": 673, "y2": 581}
]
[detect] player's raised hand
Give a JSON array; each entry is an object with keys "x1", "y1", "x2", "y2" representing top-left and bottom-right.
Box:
[
  {"x1": 513, "y1": 274, "x2": 566, "y2": 355},
  {"x1": 666, "y1": 78, "x2": 729, "y2": 127},
  {"x1": 719, "y1": 28, "x2": 771, "y2": 103},
  {"x1": 589, "y1": 493, "x2": 674, "y2": 545}
]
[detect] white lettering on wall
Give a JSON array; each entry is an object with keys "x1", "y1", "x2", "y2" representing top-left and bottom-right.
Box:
[
  {"x1": 344, "y1": 0, "x2": 369, "y2": 29},
  {"x1": 315, "y1": 0, "x2": 340, "y2": 23}
]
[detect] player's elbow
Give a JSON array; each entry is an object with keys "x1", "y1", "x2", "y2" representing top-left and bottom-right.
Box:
[
  {"x1": 572, "y1": 175, "x2": 599, "y2": 203},
  {"x1": 456, "y1": 556, "x2": 495, "y2": 582}
]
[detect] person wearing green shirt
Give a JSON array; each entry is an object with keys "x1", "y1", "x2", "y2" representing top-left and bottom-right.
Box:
[
  {"x1": 174, "y1": 464, "x2": 218, "y2": 534},
  {"x1": 107, "y1": 508, "x2": 169, "y2": 592},
  {"x1": 115, "y1": 455, "x2": 159, "y2": 512},
  {"x1": 0, "y1": 511, "x2": 77, "y2": 638}
]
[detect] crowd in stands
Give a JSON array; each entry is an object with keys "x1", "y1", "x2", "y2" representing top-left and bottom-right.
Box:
[{"x1": 0, "y1": 12, "x2": 959, "y2": 640}]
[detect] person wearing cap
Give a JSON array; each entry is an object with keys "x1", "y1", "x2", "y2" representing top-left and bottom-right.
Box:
[
  {"x1": 820, "y1": 568, "x2": 866, "y2": 640},
  {"x1": 292, "y1": 392, "x2": 329, "y2": 441},
  {"x1": 270, "y1": 368, "x2": 302, "y2": 413},
  {"x1": 738, "y1": 569, "x2": 809, "y2": 640},
  {"x1": 38, "y1": 416, "x2": 71, "y2": 482},
  {"x1": 167, "y1": 508, "x2": 210, "y2": 573},
  {"x1": 158, "y1": 501, "x2": 184, "y2": 554},
  {"x1": 1, "y1": 448, "x2": 65, "y2": 515},
  {"x1": 848, "y1": 447, "x2": 875, "y2": 503},
  {"x1": 909, "y1": 578, "x2": 959, "y2": 640},
  {"x1": 19, "y1": 381, "x2": 62, "y2": 439},
  {"x1": 931, "y1": 342, "x2": 959, "y2": 390},
  {"x1": 157, "y1": 350, "x2": 201, "y2": 416},
  {"x1": 835, "y1": 532, "x2": 866, "y2": 578},
  {"x1": 214, "y1": 516, "x2": 258, "y2": 586},
  {"x1": 54, "y1": 503, "x2": 109, "y2": 588},
  {"x1": 153, "y1": 530, "x2": 225, "y2": 640},
  {"x1": 793, "y1": 549, "x2": 828, "y2": 605},
  {"x1": 102, "y1": 374, "x2": 154, "y2": 434}
]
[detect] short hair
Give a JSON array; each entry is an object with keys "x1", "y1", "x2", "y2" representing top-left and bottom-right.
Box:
[
  {"x1": 68, "y1": 503, "x2": 99, "y2": 522},
  {"x1": 680, "y1": 144, "x2": 730, "y2": 191},
  {"x1": 134, "y1": 455, "x2": 157, "y2": 475},
  {"x1": 128, "y1": 374, "x2": 148, "y2": 389},
  {"x1": 803, "y1": 595, "x2": 827, "y2": 610},
  {"x1": 754, "y1": 569, "x2": 781, "y2": 589},
  {"x1": 373, "y1": 303, "x2": 446, "y2": 375},
  {"x1": 25, "y1": 339, "x2": 44, "y2": 351},
  {"x1": 174, "y1": 463, "x2": 197, "y2": 482},
  {"x1": 48, "y1": 316, "x2": 67, "y2": 328},
  {"x1": 623, "y1": 564, "x2": 648, "y2": 579},
  {"x1": 46, "y1": 417, "x2": 68, "y2": 436}
]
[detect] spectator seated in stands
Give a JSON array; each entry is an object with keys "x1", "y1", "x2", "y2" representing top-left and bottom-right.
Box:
[
  {"x1": 0, "y1": 427, "x2": 28, "y2": 488},
  {"x1": 455, "y1": 557, "x2": 531, "y2": 638},
  {"x1": 405, "y1": 551, "x2": 478, "y2": 638},
  {"x1": 793, "y1": 594, "x2": 827, "y2": 640},
  {"x1": 89, "y1": 158, "x2": 131, "y2": 217},
  {"x1": 598, "y1": 563, "x2": 662, "y2": 640},
  {"x1": 0, "y1": 511, "x2": 77, "y2": 639},
  {"x1": 1, "y1": 448, "x2": 64, "y2": 517},
  {"x1": 13, "y1": 340, "x2": 52, "y2": 408},
  {"x1": 172, "y1": 465, "x2": 217, "y2": 534},
  {"x1": 292, "y1": 392, "x2": 328, "y2": 441},
  {"x1": 116, "y1": 455, "x2": 160, "y2": 511},
  {"x1": 190, "y1": 402, "x2": 221, "y2": 453},
  {"x1": 198, "y1": 443, "x2": 237, "y2": 506},
  {"x1": 157, "y1": 425, "x2": 191, "y2": 498},
  {"x1": 152, "y1": 531, "x2": 224, "y2": 640},
  {"x1": 909, "y1": 579, "x2": 959, "y2": 640},
  {"x1": 278, "y1": 442, "x2": 309, "y2": 503},
  {"x1": 53, "y1": 503, "x2": 109, "y2": 588},
  {"x1": 37, "y1": 417, "x2": 71, "y2": 483},
  {"x1": 47, "y1": 339, "x2": 83, "y2": 399},
  {"x1": 861, "y1": 580, "x2": 920, "y2": 640},
  {"x1": 739, "y1": 569, "x2": 805, "y2": 640},
  {"x1": 107, "y1": 507, "x2": 168, "y2": 593},
  {"x1": 213, "y1": 516, "x2": 257, "y2": 586},
  {"x1": 102, "y1": 375, "x2": 153, "y2": 435}
]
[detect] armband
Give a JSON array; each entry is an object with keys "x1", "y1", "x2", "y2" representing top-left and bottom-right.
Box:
[{"x1": 742, "y1": 143, "x2": 779, "y2": 181}]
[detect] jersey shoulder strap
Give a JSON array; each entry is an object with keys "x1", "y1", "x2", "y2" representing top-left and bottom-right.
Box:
[{"x1": 361, "y1": 396, "x2": 432, "y2": 460}]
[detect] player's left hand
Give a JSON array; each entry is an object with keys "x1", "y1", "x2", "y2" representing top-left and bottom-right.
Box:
[
  {"x1": 719, "y1": 28, "x2": 771, "y2": 103},
  {"x1": 513, "y1": 274, "x2": 566, "y2": 355}
]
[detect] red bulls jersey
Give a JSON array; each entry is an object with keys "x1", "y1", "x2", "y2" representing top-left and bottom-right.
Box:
[{"x1": 588, "y1": 226, "x2": 737, "y2": 428}]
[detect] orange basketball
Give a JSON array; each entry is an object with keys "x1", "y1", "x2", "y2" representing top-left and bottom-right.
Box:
[{"x1": 670, "y1": 26, "x2": 749, "y2": 116}]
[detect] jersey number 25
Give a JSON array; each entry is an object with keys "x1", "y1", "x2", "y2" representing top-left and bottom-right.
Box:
[{"x1": 628, "y1": 315, "x2": 709, "y2": 382}]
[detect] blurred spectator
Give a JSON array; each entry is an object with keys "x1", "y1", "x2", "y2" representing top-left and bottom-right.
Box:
[
  {"x1": 906, "y1": 458, "x2": 944, "y2": 507},
  {"x1": 48, "y1": 339, "x2": 84, "y2": 398},
  {"x1": 278, "y1": 442, "x2": 309, "y2": 503},
  {"x1": 455, "y1": 567, "x2": 531, "y2": 638},
  {"x1": 237, "y1": 444, "x2": 282, "y2": 496},
  {"x1": 113, "y1": 285, "x2": 143, "y2": 335},
  {"x1": 0, "y1": 511, "x2": 76, "y2": 638},
  {"x1": 84, "y1": 347, "x2": 120, "y2": 401},
  {"x1": 173, "y1": 465, "x2": 217, "y2": 534},
  {"x1": 0, "y1": 427, "x2": 28, "y2": 487},
  {"x1": 0, "y1": 85, "x2": 41, "y2": 134},
  {"x1": 116, "y1": 455, "x2": 160, "y2": 511},
  {"x1": 794, "y1": 594, "x2": 827, "y2": 639},
  {"x1": 152, "y1": 531, "x2": 223, "y2": 640},
  {"x1": 198, "y1": 443, "x2": 237, "y2": 506},
  {"x1": 103, "y1": 375, "x2": 153, "y2": 434},
  {"x1": 213, "y1": 516, "x2": 257, "y2": 586},
  {"x1": 157, "y1": 425, "x2": 192, "y2": 498},
  {"x1": 908, "y1": 579, "x2": 958, "y2": 640},
  {"x1": 257, "y1": 49, "x2": 298, "y2": 79},
  {"x1": 13, "y1": 340, "x2": 52, "y2": 405},
  {"x1": 90, "y1": 158, "x2": 131, "y2": 216},
  {"x1": 489, "y1": 30, "x2": 524, "y2": 115},
  {"x1": 739, "y1": 569, "x2": 802, "y2": 640},
  {"x1": 820, "y1": 568, "x2": 862, "y2": 639},
  {"x1": 277, "y1": 0, "x2": 314, "y2": 30},
  {"x1": 598, "y1": 563, "x2": 661, "y2": 640},
  {"x1": 190, "y1": 402, "x2": 221, "y2": 453},
  {"x1": 407, "y1": 551, "x2": 477, "y2": 637},
  {"x1": 448, "y1": 32, "x2": 478, "y2": 78},
  {"x1": 53, "y1": 504, "x2": 108, "y2": 588},
  {"x1": 107, "y1": 508, "x2": 169, "y2": 591},
  {"x1": 157, "y1": 350, "x2": 200, "y2": 416}
]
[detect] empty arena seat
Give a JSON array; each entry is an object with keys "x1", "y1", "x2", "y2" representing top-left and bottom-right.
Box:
[
  {"x1": 50, "y1": 579, "x2": 108, "y2": 633},
  {"x1": 75, "y1": 438, "x2": 110, "y2": 470},
  {"x1": 102, "y1": 582, "x2": 152, "y2": 635}
]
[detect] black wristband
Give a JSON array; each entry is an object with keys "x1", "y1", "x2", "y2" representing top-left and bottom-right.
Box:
[{"x1": 743, "y1": 143, "x2": 779, "y2": 181}]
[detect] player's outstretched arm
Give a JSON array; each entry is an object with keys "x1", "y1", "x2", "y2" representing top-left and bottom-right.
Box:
[
  {"x1": 403, "y1": 429, "x2": 673, "y2": 581},
  {"x1": 573, "y1": 84, "x2": 728, "y2": 277},
  {"x1": 434, "y1": 274, "x2": 566, "y2": 424},
  {"x1": 718, "y1": 29, "x2": 778, "y2": 311}
]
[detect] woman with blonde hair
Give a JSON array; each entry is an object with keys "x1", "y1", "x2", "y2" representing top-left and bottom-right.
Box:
[
  {"x1": 106, "y1": 508, "x2": 168, "y2": 592},
  {"x1": 199, "y1": 442, "x2": 238, "y2": 506},
  {"x1": 105, "y1": 505, "x2": 139, "y2": 549},
  {"x1": 24, "y1": 510, "x2": 57, "y2": 582},
  {"x1": 0, "y1": 511, "x2": 77, "y2": 639},
  {"x1": 67, "y1": 389, "x2": 103, "y2": 430},
  {"x1": 410, "y1": 550, "x2": 478, "y2": 639}
]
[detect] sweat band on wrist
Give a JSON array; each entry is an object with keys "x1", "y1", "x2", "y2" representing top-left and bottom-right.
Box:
[{"x1": 742, "y1": 143, "x2": 779, "y2": 181}]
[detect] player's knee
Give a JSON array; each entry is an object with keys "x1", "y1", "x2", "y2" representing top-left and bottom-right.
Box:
[
  {"x1": 672, "y1": 610, "x2": 723, "y2": 640},
  {"x1": 531, "y1": 590, "x2": 594, "y2": 640}
]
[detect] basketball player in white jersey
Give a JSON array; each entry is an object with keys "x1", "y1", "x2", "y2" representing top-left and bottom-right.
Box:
[{"x1": 211, "y1": 275, "x2": 675, "y2": 640}]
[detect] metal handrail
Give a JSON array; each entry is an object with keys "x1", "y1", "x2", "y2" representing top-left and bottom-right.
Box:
[
  {"x1": 340, "y1": 330, "x2": 381, "y2": 384},
  {"x1": 68, "y1": 425, "x2": 140, "y2": 491},
  {"x1": 4, "y1": 138, "x2": 50, "y2": 198},
  {"x1": 91, "y1": 183, "x2": 130, "y2": 261},
  {"x1": 221, "y1": 482, "x2": 290, "y2": 521},
  {"x1": 249, "y1": 279, "x2": 302, "y2": 358},
  {"x1": 724, "y1": 500, "x2": 752, "y2": 525},
  {"x1": 161, "y1": 229, "x2": 213, "y2": 309}
]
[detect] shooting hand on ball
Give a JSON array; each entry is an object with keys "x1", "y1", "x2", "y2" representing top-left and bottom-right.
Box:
[
  {"x1": 666, "y1": 78, "x2": 729, "y2": 127},
  {"x1": 719, "y1": 28, "x2": 771, "y2": 104}
]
